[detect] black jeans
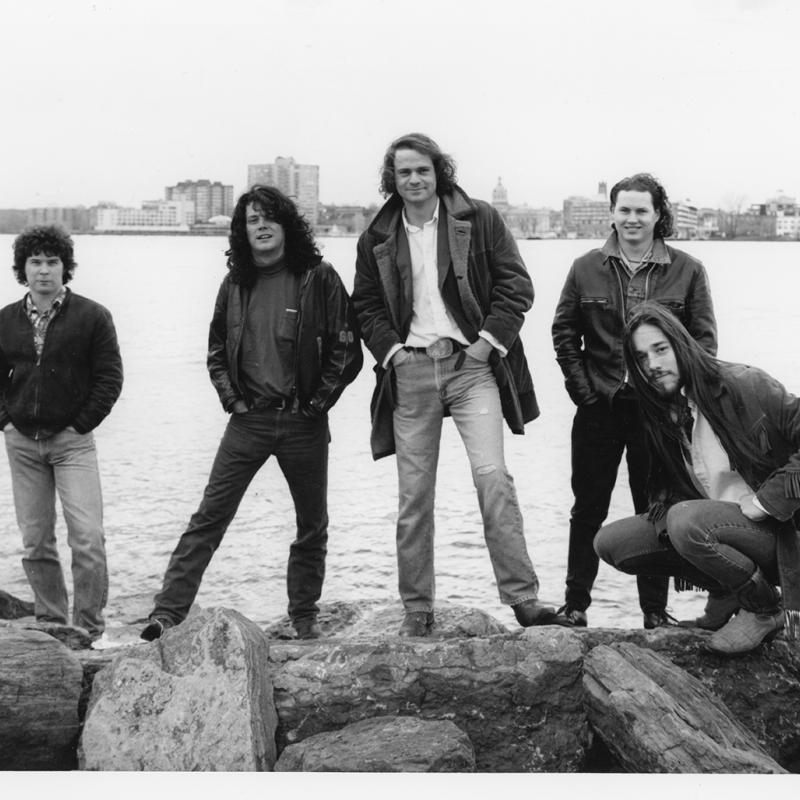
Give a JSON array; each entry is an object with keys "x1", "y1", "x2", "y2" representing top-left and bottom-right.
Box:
[
  {"x1": 566, "y1": 394, "x2": 668, "y2": 614},
  {"x1": 152, "y1": 407, "x2": 329, "y2": 624}
]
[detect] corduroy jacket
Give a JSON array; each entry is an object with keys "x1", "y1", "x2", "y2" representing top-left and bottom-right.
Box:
[
  {"x1": 352, "y1": 186, "x2": 538, "y2": 459},
  {"x1": 0, "y1": 290, "x2": 123, "y2": 439}
]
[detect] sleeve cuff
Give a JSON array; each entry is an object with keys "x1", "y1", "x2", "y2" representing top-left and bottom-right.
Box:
[
  {"x1": 382, "y1": 343, "x2": 405, "y2": 369},
  {"x1": 479, "y1": 330, "x2": 507, "y2": 357}
]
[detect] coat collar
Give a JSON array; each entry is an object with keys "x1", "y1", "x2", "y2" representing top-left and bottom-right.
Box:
[
  {"x1": 600, "y1": 231, "x2": 672, "y2": 266},
  {"x1": 367, "y1": 185, "x2": 477, "y2": 242}
]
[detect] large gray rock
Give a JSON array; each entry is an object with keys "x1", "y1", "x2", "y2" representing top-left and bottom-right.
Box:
[
  {"x1": 581, "y1": 627, "x2": 800, "y2": 771},
  {"x1": 78, "y1": 607, "x2": 278, "y2": 771},
  {"x1": 263, "y1": 599, "x2": 509, "y2": 641},
  {"x1": 275, "y1": 715, "x2": 475, "y2": 772},
  {"x1": 585, "y1": 642, "x2": 786, "y2": 773},
  {"x1": 271, "y1": 626, "x2": 587, "y2": 772},
  {"x1": 0, "y1": 626, "x2": 83, "y2": 769}
]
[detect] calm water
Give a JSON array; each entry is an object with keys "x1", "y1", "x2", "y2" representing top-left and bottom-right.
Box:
[{"x1": 1, "y1": 235, "x2": 798, "y2": 631}]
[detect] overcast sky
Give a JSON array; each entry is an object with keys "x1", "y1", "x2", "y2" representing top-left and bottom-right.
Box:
[{"x1": 2, "y1": 0, "x2": 798, "y2": 211}]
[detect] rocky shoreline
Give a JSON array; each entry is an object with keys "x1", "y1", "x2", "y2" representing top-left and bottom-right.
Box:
[{"x1": 1, "y1": 596, "x2": 799, "y2": 772}]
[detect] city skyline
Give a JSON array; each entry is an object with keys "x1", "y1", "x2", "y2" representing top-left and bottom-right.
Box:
[{"x1": 1, "y1": 1, "x2": 799, "y2": 213}]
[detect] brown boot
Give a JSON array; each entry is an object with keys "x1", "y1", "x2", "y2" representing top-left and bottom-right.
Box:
[
  {"x1": 679, "y1": 591, "x2": 739, "y2": 631},
  {"x1": 707, "y1": 569, "x2": 782, "y2": 656}
]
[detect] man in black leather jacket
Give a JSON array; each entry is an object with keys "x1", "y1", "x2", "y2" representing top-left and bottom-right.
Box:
[
  {"x1": 551, "y1": 173, "x2": 716, "y2": 628},
  {"x1": 142, "y1": 186, "x2": 362, "y2": 641}
]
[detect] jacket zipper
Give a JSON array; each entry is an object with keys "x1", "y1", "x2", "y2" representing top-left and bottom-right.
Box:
[{"x1": 290, "y1": 270, "x2": 312, "y2": 413}]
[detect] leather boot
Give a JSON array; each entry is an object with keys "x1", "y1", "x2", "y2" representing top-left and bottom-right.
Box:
[
  {"x1": 707, "y1": 569, "x2": 782, "y2": 656},
  {"x1": 679, "y1": 591, "x2": 739, "y2": 631}
]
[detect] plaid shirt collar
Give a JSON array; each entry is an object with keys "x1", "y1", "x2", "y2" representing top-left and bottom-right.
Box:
[{"x1": 25, "y1": 286, "x2": 68, "y2": 319}]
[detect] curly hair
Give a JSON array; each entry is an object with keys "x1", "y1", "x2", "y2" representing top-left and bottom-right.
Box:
[
  {"x1": 12, "y1": 225, "x2": 77, "y2": 285},
  {"x1": 379, "y1": 133, "x2": 457, "y2": 198},
  {"x1": 226, "y1": 185, "x2": 321, "y2": 286},
  {"x1": 609, "y1": 173, "x2": 674, "y2": 240}
]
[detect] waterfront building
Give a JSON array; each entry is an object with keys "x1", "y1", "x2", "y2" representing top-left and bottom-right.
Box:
[
  {"x1": 165, "y1": 179, "x2": 233, "y2": 224},
  {"x1": 317, "y1": 204, "x2": 369, "y2": 236},
  {"x1": 562, "y1": 183, "x2": 610, "y2": 238},
  {"x1": 491, "y1": 177, "x2": 510, "y2": 214},
  {"x1": 672, "y1": 200, "x2": 698, "y2": 239},
  {"x1": 247, "y1": 157, "x2": 319, "y2": 225},
  {"x1": 27, "y1": 206, "x2": 92, "y2": 233},
  {"x1": 94, "y1": 199, "x2": 195, "y2": 232},
  {"x1": 776, "y1": 210, "x2": 800, "y2": 238},
  {"x1": 697, "y1": 207, "x2": 720, "y2": 239},
  {"x1": 490, "y1": 178, "x2": 558, "y2": 238}
]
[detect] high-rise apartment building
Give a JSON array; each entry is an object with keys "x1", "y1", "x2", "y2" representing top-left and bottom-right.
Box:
[
  {"x1": 247, "y1": 157, "x2": 320, "y2": 226},
  {"x1": 165, "y1": 179, "x2": 234, "y2": 224}
]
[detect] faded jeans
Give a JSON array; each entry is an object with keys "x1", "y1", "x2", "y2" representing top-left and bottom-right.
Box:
[
  {"x1": 392, "y1": 348, "x2": 541, "y2": 611},
  {"x1": 594, "y1": 499, "x2": 783, "y2": 594},
  {"x1": 152, "y1": 407, "x2": 329, "y2": 624},
  {"x1": 4, "y1": 425, "x2": 108, "y2": 637}
]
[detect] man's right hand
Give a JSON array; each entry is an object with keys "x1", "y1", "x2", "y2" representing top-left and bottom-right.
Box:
[{"x1": 231, "y1": 400, "x2": 249, "y2": 414}]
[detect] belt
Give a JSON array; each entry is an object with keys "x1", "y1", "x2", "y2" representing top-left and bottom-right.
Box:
[
  {"x1": 404, "y1": 338, "x2": 466, "y2": 360},
  {"x1": 250, "y1": 397, "x2": 290, "y2": 411}
]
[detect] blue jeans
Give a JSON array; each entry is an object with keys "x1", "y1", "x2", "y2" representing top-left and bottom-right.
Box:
[
  {"x1": 594, "y1": 499, "x2": 783, "y2": 594},
  {"x1": 392, "y1": 348, "x2": 541, "y2": 611},
  {"x1": 567, "y1": 396, "x2": 669, "y2": 614},
  {"x1": 4, "y1": 426, "x2": 108, "y2": 637},
  {"x1": 152, "y1": 407, "x2": 329, "y2": 624}
]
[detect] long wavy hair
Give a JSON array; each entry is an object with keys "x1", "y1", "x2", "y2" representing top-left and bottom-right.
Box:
[
  {"x1": 610, "y1": 173, "x2": 674, "y2": 240},
  {"x1": 225, "y1": 185, "x2": 321, "y2": 286},
  {"x1": 379, "y1": 132, "x2": 457, "y2": 198},
  {"x1": 624, "y1": 302, "x2": 772, "y2": 499},
  {"x1": 12, "y1": 225, "x2": 77, "y2": 285}
]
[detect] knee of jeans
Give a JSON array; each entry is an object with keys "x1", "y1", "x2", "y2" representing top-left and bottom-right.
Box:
[
  {"x1": 475, "y1": 463, "x2": 497, "y2": 477},
  {"x1": 665, "y1": 502, "x2": 696, "y2": 554},
  {"x1": 594, "y1": 526, "x2": 614, "y2": 563}
]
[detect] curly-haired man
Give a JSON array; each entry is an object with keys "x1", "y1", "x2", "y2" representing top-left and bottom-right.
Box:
[
  {"x1": 0, "y1": 225, "x2": 123, "y2": 641},
  {"x1": 142, "y1": 186, "x2": 362, "y2": 641}
]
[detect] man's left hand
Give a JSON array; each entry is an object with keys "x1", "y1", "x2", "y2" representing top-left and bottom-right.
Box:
[
  {"x1": 739, "y1": 493, "x2": 769, "y2": 521},
  {"x1": 465, "y1": 338, "x2": 493, "y2": 363}
]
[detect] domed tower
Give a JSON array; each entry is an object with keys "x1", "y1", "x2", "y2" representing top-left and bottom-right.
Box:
[{"x1": 492, "y1": 177, "x2": 510, "y2": 213}]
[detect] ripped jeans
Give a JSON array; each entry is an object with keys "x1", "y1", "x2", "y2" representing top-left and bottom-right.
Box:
[{"x1": 392, "y1": 347, "x2": 541, "y2": 611}]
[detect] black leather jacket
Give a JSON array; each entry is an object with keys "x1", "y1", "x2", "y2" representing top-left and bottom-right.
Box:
[
  {"x1": 207, "y1": 261, "x2": 362, "y2": 415},
  {"x1": 552, "y1": 234, "x2": 717, "y2": 407}
]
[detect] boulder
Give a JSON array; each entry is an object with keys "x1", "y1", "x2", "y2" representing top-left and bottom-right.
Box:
[
  {"x1": 0, "y1": 626, "x2": 83, "y2": 769},
  {"x1": 78, "y1": 607, "x2": 278, "y2": 771},
  {"x1": 263, "y1": 599, "x2": 509, "y2": 641},
  {"x1": 271, "y1": 625, "x2": 587, "y2": 772},
  {"x1": 0, "y1": 589, "x2": 34, "y2": 619},
  {"x1": 21, "y1": 621, "x2": 93, "y2": 650},
  {"x1": 581, "y1": 627, "x2": 800, "y2": 771},
  {"x1": 584, "y1": 641, "x2": 786, "y2": 773},
  {"x1": 275, "y1": 715, "x2": 475, "y2": 772}
]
